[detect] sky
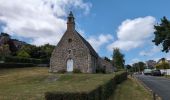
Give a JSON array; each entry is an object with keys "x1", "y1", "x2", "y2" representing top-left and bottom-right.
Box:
[{"x1": 0, "y1": 0, "x2": 170, "y2": 65}]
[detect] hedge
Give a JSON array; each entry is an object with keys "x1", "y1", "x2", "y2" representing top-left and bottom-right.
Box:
[
  {"x1": 0, "y1": 63, "x2": 35, "y2": 69},
  {"x1": 3, "y1": 56, "x2": 49, "y2": 64},
  {"x1": 45, "y1": 71, "x2": 127, "y2": 100}
]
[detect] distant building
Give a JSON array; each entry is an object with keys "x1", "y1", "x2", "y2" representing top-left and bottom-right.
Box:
[
  {"x1": 50, "y1": 12, "x2": 114, "y2": 73},
  {"x1": 146, "y1": 60, "x2": 156, "y2": 69},
  {"x1": 157, "y1": 58, "x2": 170, "y2": 64}
]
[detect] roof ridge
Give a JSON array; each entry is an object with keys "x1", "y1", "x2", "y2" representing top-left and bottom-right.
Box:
[{"x1": 75, "y1": 31, "x2": 98, "y2": 57}]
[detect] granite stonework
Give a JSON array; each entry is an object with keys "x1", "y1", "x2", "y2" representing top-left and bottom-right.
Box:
[{"x1": 50, "y1": 12, "x2": 114, "y2": 73}]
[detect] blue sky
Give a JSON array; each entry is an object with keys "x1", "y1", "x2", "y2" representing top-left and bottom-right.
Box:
[{"x1": 0, "y1": 0, "x2": 169, "y2": 64}]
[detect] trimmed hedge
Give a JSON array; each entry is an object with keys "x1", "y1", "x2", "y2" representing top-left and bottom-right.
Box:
[
  {"x1": 45, "y1": 71, "x2": 127, "y2": 100},
  {"x1": 0, "y1": 63, "x2": 35, "y2": 69},
  {"x1": 73, "y1": 68, "x2": 82, "y2": 73},
  {"x1": 3, "y1": 56, "x2": 49, "y2": 64}
]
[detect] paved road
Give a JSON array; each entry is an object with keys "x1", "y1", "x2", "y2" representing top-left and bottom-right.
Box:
[{"x1": 136, "y1": 75, "x2": 170, "y2": 100}]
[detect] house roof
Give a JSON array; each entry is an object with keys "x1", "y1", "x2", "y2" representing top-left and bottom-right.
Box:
[{"x1": 76, "y1": 31, "x2": 98, "y2": 58}]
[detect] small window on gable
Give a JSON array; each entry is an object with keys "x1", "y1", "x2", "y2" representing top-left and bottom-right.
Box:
[
  {"x1": 68, "y1": 38, "x2": 72, "y2": 43},
  {"x1": 68, "y1": 49, "x2": 72, "y2": 54}
]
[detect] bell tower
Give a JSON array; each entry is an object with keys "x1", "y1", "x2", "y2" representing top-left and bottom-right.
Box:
[{"x1": 67, "y1": 11, "x2": 75, "y2": 31}]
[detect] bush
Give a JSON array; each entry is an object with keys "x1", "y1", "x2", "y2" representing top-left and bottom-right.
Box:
[
  {"x1": 96, "y1": 68, "x2": 106, "y2": 74},
  {"x1": 73, "y1": 68, "x2": 82, "y2": 73},
  {"x1": 45, "y1": 71, "x2": 127, "y2": 100},
  {"x1": 57, "y1": 69, "x2": 66, "y2": 74},
  {"x1": 4, "y1": 56, "x2": 49, "y2": 64},
  {"x1": 0, "y1": 63, "x2": 35, "y2": 69},
  {"x1": 17, "y1": 50, "x2": 31, "y2": 58},
  {"x1": 115, "y1": 71, "x2": 127, "y2": 84}
]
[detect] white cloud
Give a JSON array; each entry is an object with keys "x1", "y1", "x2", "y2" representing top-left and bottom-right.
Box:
[
  {"x1": 0, "y1": 0, "x2": 91, "y2": 45},
  {"x1": 139, "y1": 46, "x2": 161, "y2": 56},
  {"x1": 107, "y1": 16, "x2": 156, "y2": 51},
  {"x1": 87, "y1": 34, "x2": 113, "y2": 51}
]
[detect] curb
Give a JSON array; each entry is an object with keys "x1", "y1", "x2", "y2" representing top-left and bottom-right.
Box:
[{"x1": 133, "y1": 75, "x2": 162, "y2": 100}]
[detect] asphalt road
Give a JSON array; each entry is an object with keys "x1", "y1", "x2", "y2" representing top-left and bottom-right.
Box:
[{"x1": 136, "y1": 75, "x2": 170, "y2": 100}]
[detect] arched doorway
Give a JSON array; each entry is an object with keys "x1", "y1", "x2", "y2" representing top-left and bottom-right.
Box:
[{"x1": 67, "y1": 59, "x2": 73, "y2": 72}]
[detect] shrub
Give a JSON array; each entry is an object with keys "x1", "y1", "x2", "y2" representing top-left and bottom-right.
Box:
[
  {"x1": 57, "y1": 69, "x2": 66, "y2": 74},
  {"x1": 96, "y1": 67, "x2": 106, "y2": 74},
  {"x1": 114, "y1": 71, "x2": 127, "y2": 84},
  {"x1": 0, "y1": 63, "x2": 35, "y2": 69},
  {"x1": 45, "y1": 71, "x2": 127, "y2": 100},
  {"x1": 4, "y1": 56, "x2": 49, "y2": 64},
  {"x1": 17, "y1": 50, "x2": 31, "y2": 58},
  {"x1": 73, "y1": 68, "x2": 81, "y2": 73}
]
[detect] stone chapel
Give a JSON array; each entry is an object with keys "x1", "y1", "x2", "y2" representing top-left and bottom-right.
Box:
[{"x1": 50, "y1": 12, "x2": 114, "y2": 73}]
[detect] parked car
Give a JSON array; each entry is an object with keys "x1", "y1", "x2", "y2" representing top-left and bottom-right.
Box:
[
  {"x1": 151, "y1": 70, "x2": 161, "y2": 76},
  {"x1": 144, "y1": 69, "x2": 152, "y2": 75}
]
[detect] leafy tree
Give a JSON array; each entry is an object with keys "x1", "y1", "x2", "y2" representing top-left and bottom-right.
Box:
[
  {"x1": 132, "y1": 62, "x2": 146, "y2": 72},
  {"x1": 153, "y1": 16, "x2": 170, "y2": 52},
  {"x1": 112, "y1": 48, "x2": 125, "y2": 69},
  {"x1": 126, "y1": 65, "x2": 132, "y2": 70},
  {"x1": 104, "y1": 57, "x2": 111, "y2": 62},
  {"x1": 0, "y1": 44, "x2": 11, "y2": 57},
  {"x1": 138, "y1": 62, "x2": 146, "y2": 71},
  {"x1": 39, "y1": 44, "x2": 55, "y2": 59},
  {"x1": 17, "y1": 50, "x2": 30, "y2": 58}
]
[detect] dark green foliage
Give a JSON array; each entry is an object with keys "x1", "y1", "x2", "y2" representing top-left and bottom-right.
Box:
[
  {"x1": 73, "y1": 68, "x2": 82, "y2": 73},
  {"x1": 17, "y1": 50, "x2": 30, "y2": 58},
  {"x1": 96, "y1": 67, "x2": 106, "y2": 74},
  {"x1": 57, "y1": 69, "x2": 66, "y2": 74},
  {"x1": 126, "y1": 65, "x2": 132, "y2": 70},
  {"x1": 132, "y1": 62, "x2": 146, "y2": 72},
  {"x1": 104, "y1": 57, "x2": 111, "y2": 62},
  {"x1": 0, "y1": 63, "x2": 35, "y2": 69},
  {"x1": 4, "y1": 56, "x2": 48, "y2": 64},
  {"x1": 45, "y1": 72, "x2": 127, "y2": 100},
  {"x1": 0, "y1": 32, "x2": 10, "y2": 37},
  {"x1": 0, "y1": 33, "x2": 55, "y2": 61},
  {"x1": 19, "y1": 44, "x2": 55, "y2": 59},
  {"x1": 112, "y1": 48, "x2": 125, "y2": 69},
  {"x1": 114, "y1": 72, "x2": 127, "y2": 84},
  {"x1": 153, "y1": 16, "x2": 170, "y2": 52}
]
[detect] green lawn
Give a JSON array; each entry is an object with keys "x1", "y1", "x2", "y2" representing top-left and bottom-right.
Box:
[
  {"x1": 109, "y1": 77, "x2": 152, "y2": 100},
  {"x1": 0, "y1": 67, "x2": 115, "y2": 100}
]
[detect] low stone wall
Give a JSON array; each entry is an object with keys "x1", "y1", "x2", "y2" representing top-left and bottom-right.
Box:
[{"x1": 98, "y1": 58, "x2": 113, "y2": 73}]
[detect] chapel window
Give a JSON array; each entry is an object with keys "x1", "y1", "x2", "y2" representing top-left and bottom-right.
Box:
[{"x1": 68, "y1": 38, "x2": 72, "y2": 43}]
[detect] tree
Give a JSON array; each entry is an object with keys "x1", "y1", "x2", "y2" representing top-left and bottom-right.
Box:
[
  {"x1": 126, "y1": 65, "x2": 132, "y2": 70},
  {"x1": 39, "y1": 44, "x2": 55, "y2": 59},
  {"x1": 138, "y1": 62, "x2": 146, "y2": 71},
  {"x1": 153, "y1": 16, "x2": 170, "y2": 52},
  {"x1": 112, "y1": 48, "x2": 125, "y2": 69},
  {"x1": 17, "y1": 50, "x2": 30, "y2": 58},
  {"x1": 104, "y1": 57, "x2": 111, "y2": 62},
  {"x1": 0, "y1": 44, "x2": 11, "y2": 57},
  {"x1": 132, "y1": 62, "x2": 146, "y2": 72}
]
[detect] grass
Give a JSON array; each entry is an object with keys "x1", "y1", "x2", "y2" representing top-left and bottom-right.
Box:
[
  {"x1": 0, "y1": 67, "x2": 115, "y2": 100},
  {"x1": 109, "y1": 76, "x2": 152, "y2": 100},
  {"x1": 164, "y1": 75, "x2": 170, "y2": 78}
]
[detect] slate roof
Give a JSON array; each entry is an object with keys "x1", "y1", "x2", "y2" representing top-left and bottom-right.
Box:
[{"x1": 76, "y1": 31, "x2": 98, "y2": 58}]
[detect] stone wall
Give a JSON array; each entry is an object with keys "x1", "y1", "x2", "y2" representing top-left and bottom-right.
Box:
[{"x1": 98, "y1": 58, "x2": 114, "y2": 73}]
